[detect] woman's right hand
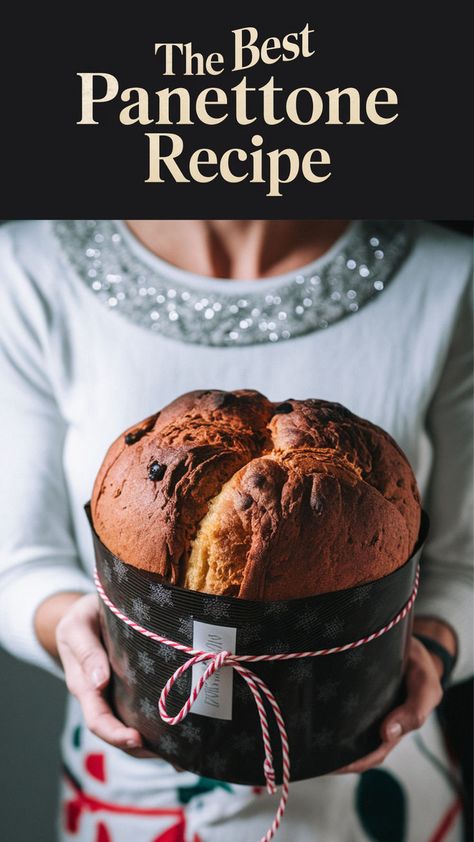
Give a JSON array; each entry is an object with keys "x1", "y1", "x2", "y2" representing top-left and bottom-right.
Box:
[{"x1": 36, "y1": 591, "x2": 154, "y2": 757}]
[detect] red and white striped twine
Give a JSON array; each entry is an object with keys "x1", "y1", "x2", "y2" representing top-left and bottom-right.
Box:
[{"x1": 94, "y1": 565, "x2": 420, "y2": 842}]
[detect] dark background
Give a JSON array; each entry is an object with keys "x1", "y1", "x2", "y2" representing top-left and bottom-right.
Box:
[{"x1": 0, "y1": 2, "x2": 472, "y2": 218}]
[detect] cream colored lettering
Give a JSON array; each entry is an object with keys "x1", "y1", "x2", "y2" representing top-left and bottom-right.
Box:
[
  {"x1": 233, "y1": 27, "x2": 260, "y2": 71},
  {"x1": 232, "y1": 24, "x2": 315, "y2": 71},
  {"x1": 154, "y1": 88, "x2": 193, "y2": 126},
  {"x1": 144, "y1": 134, "x2": 332, "y2": 195},
  {"x1": 119, "y1": 87, "x2": 153, "y2": 125},
  {"x1": 259, "y1": 78, "x2": 284, "y2": 125},
  {"x1": 286, "y1": 87, "x2": 324, "y2": 125},
  {"x1": 153, "y1": 43, "x2": 184, "y2": 76},
  {"x1": 189, "y1": 148, "x2": 219, "y2": 182},
  {"x1": 281, "y1": 32, "x2": 301, "y2": 62},
  {"x1": 145, "y1": 133, "x2": 190, "y2": 182},
  {"x1": 326, "y1": 87, "x2": 364, "y2": 125},
  {"x1": 231, "y1": 78, "x2": 257, "y2": 125},
  {"x1": 267, "y1": 148, "x2": 300, "y2": 197},
  {"x1": 249, "y1": 134, "x2": 265, "y2": 183},
  {"x1": 366, "y1": 88, "x2": 399, "y2": 124},
  {"x1": 302, "y1": 148, "x2": 332, "y2": 182},
  {"x1": 195, "y1": 88, "x2": 228, "y2": 125},
  {"x1": 261, "y1": 37, "x2": 281, "y2": 65},
  {"x1": 299, "y1": 23, "x2": 315, "y2": 58},
  {"x1": 77, "y1": 73, "x2": 119, "y2": 124},
  {"x1": 207, "y1": 52, "x2": 225, "y2": 75},
  {"x1": 154, "y1": 42, "x2": 224, "y2": 76},
  {"x1": 220, "y1": 149, "x2": 248, "y2": 182}
]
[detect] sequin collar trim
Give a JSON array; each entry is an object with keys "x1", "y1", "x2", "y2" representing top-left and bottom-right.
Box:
[{"x1": 52, "y1": 220, "x2": 411, "y2": 346}]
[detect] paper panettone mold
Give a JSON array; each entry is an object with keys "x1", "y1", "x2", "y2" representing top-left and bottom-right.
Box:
[{"x1": 88, "y1": 504, "x2": 428, "y2": 785}]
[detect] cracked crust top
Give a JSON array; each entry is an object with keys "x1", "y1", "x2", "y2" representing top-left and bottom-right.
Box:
[{"x1": 91, "y1": 390, "x2": 421, "y2": 600}]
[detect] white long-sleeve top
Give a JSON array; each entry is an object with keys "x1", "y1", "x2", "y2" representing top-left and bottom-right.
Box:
[{"x1": 0, "y1": 219, "x2": 472, "y2": 682}]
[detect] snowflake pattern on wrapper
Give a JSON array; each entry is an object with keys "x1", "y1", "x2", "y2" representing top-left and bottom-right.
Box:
[
  {"x1": 179, "y1": 720, "x2": 201, "y2": 744},
  {"x1": 174, "y1": 672, "x2": 191, "y2": 694},
  {"x1": 288, "y1": 660, "x2": 313, "y2": 682},
  {"x1": 263, "y1": 601, "x2": 289, "y2": 618},
  {"x1": 294, "y1": 610, "x2": 315, "y2": 632},
  {"x1": 322, "y1": 617, "x2": 345, "y2": 639},
  {"x1": 202, "y1": 599, "x2": 231, "y2": 621},
  {"x1": 102, "y1": 565, "x2": 113, "y2": 584},
  {"x1": 112, "y1": 558, "x2": 128, "y2": 582},
  {"x1": 139, "y1": 697, "x2": 157, "y2": 720},
  {"x1": 206, "y1": 752, "x2": 228, "y2": 777},
  {"x1": 131, "y1": 597, "x2": 151, "y2": 624},
  {"x1": 315, "y1": 680, "x2": 339, "y2": 703},
  {"x1": 158, "y1": 643, "x2": 178, "y2": 664},
  {"x1": 159, "y1": 733, "x2": 179, "y2": 754},
  {"x1": 177, "y1": 616, "x2": 194, "y2": 640},
  {"x1": 238, "y1": 624, "x2": 263, "y2": 647},
  {"x1": 348, "y1": 584, "x2": 373, "y2": 606},
  {"x1": 266, "y1": 638, "x2": 288, "y2": 654},
  {"x1": 123, "y1": 665, "x2": 137, "y2": 686},
  {"x1": 137, "y1": 650, "x2": 155, "y2": 674},
  {"x1": 149, "y1": 583, "x2": 174, "y2": 607}
]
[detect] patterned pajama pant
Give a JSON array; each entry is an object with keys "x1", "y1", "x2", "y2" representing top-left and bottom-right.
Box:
[{"x1": 59, "y1": 697, "x2": 464, "y2": 842}]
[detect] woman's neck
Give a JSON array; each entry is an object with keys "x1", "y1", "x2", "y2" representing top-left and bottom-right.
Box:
[{"x1": 125, "y1": 219, "x2": 350, "y2": 280}]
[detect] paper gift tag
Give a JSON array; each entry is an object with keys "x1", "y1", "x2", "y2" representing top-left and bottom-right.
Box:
[{"x1": 191, "y1": 620, "x2": 237, "y2": 720}]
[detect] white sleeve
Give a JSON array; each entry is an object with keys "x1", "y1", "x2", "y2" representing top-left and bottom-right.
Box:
[
  {"x1": 0, "y1": 227, "x2": 95, "y2": 678},
  {"x1": 415, "y1": 274, "x2": 474, "y2": 683}
]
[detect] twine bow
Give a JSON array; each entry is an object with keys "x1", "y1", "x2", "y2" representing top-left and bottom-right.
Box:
[{"x1": 158, "y1": 646, "x2": 289, "y2": 839}]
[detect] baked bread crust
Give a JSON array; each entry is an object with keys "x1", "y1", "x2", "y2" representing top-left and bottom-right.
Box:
[{"x1": 91, "y1": 390, "x2": 421, "y2": 599}]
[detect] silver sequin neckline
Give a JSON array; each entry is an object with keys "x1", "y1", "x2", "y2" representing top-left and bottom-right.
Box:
[{"x1": 53, "y1": 219, "x2": 411, "y2": 346}]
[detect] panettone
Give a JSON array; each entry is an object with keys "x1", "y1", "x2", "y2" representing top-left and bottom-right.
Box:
[{"x1": 91, "y1": 390, "x2": 421, "y2": 600}]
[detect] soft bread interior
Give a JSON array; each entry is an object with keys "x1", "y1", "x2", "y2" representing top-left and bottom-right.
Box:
[
  {"x1": 184, "y1": 485, "x2": 227, "y2": 591},
  {"x1": 185, "y1": 476, "x2": 248, "y2": 595}
]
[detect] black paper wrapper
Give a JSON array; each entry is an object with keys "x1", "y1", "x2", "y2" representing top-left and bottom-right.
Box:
[{"x1": 87, "y1": 504, "x2": 428, "y2": 785}]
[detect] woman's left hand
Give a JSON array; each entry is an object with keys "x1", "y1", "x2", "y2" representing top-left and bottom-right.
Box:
[{"x1": 334, "y1": 635, "x2": 444, "y2": 774}]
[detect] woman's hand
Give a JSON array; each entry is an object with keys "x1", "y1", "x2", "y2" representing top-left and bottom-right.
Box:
[
  {"x1": 335, "y1": 631, "x2": 448, "y2": 775},
  {"x1": 36, "y1": 592, "x2": 154, "y2": 757}
]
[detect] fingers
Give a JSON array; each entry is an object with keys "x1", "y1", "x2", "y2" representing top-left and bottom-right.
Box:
[
  {"x1": 56, "y1": 594, "x2": 187, "y2": 765},
  {"x1": 381, "y1": 637, "x2": 443, "y2": 742},
  {"x1": 334, "y1": 638, "x2": 443, "y2": 775},
  {"x1": 56, "y1": 594, "x2": 110, "y2": 689},
  {"x1": 334, "y1": 737, "x2": 402, "y2": 774},
  {"x1": 56, "y1": 593, "x2": 144, "y2": 750},
  {"x1": 56, "y1": 594, "x2": 110, "y2": 687},
  {"x1": 80, "y1": 687, "x2": 144, "y2": 748}
]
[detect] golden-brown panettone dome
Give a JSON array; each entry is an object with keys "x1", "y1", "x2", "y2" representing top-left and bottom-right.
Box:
[{"x1": 91, "y1": 390, "x2": 421, "y2": 600}]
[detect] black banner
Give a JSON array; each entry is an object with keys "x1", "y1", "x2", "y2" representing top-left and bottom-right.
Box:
[{"x1": 1, "y1": 2, "x2": 471, "y2": 217}]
